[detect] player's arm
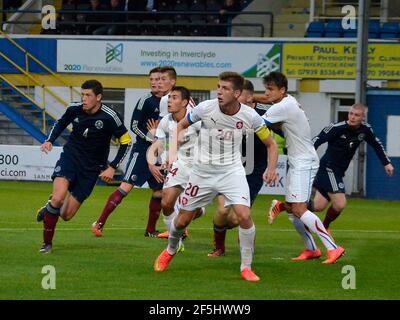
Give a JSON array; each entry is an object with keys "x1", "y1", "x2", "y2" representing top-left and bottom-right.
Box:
[
  {"x1": 364, "y1": 126, "x2": 394, "y2": 176},
  {"x1": 100, "y1": 113, "x2": 132, "y2": 182},
  {"x1": 312, "y1": 123, "x2": 342, "y2": 150},
  {"x1": 257, "y1": 126, "x2": 278, "y2": 186},
  {"x1": 147, "y1": 118, "x2": 168, "y2": 183},
  {"x1": 41, "y1": 106, "x2": 74, "y2": 153},
  {"x1": 130, "y1": 98, "x2": 154, "y2": 143},
  {"x1": 253, "y1": 94, "x2": 271, "y2": 105}
]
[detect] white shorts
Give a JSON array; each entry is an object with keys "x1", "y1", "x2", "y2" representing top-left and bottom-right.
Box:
[
  {"x1": 285, "y1": 166, "x2": 319, "y2": 203},
  {"x1": 163, "y1": 160, "x2": 191, "y2": 190},
  {"x1": 180, "y1": 167, "x2": 250, "y2": 211}
]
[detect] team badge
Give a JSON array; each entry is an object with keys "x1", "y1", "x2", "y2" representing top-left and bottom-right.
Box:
[
  {"x1": 95, "y1": 120, "x2": 104, "y2": 129},
  {"x1": 236, "y1": 121, "x2": 243, "y2": 129},
  {"x1": 54, "y1": 166, "x2": 61, "y2": 173},
  {"x1": 358, "y1": 133, "x2": 365, "y2": 141}
]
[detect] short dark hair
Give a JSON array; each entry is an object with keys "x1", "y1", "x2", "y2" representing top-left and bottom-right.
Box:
[
  {"x1": 243, "y1": 79, "x2": 254, "y2": 93},
  {"x1": 149, "y1": 67, "x2": 161, "y2": 75},
  {"x1": 159, "y1": 66, "x2": 177, "y2": 80},
  {"x1": 171, "y1": 86, "x2": 191, "y2": 105},
  {"x1": 81, "y1": 79, "x2": 103, "y2": 96},
  {"x1": 263, "y1": 72, "x2": 288, "y2": 92},
  {"x1": 218, "y1": 71, "x2": 244, "y2": 91}
]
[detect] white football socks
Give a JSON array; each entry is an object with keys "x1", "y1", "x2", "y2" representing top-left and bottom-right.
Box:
[
  {"x1": 239, "y1": 225, "x2": 256, "y2": 272},
  {"x1": 300, "y1": 210, "x2": 337, "y2": 250},
  {"x1": 166, "y1": 218, "x2": 183, "y2": 255},
  {"x1": 163, "y1": 210, "x2": 177, "y2": 232},
  {"x1": 288, "y1": 213, "x2": 317, "y2": 251}
]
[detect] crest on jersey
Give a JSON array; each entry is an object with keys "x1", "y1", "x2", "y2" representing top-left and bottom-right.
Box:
[
  {"x1": 236, "y1": 121, "x2": 243, "y2": 129},
  {"x1": 95, "y1": 120, "x2": 104, "y2": 129},
  {"x1": 358, "y1": 133, "x2": 365, "y2": 141}
]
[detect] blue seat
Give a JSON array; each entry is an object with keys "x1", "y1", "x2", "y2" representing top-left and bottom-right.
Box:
[
  {"x1": 381, "y1": 22, "x2": 399, "y2": 38},
  {"x1": 305, "y1": 21, "x2": 325, "y2": 37},
  {"x1": 325, "y1": 19, "x2": 343, "y2": 37}
]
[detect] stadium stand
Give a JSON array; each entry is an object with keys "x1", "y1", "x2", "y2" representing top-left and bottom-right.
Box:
[{"x1": 50, "y1": 0, "x2": 249, "y2": 37}]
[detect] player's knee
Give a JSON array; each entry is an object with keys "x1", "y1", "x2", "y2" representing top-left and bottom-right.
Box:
[
  {"x1": 175, "y1": 216, "x2": 191, "y2": 229},
  {"x1": 333, "y1": 201, "x2": 346, "y2": 212},
  {"x1": 161, "y1": 199, "x2": 174, "y2": 215},
  {"x1": 217, "y1": 207, "x2": 229, "y2": 217},
  {"x1": 152, "y1": 189, "x2": 162, "y2": 198},
  {"x1": 50, "y1": 195, "x2": 64, "y2": 208}
]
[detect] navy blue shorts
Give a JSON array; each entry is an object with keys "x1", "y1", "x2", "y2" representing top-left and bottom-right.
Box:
[
  {"x1": 246, "y1": 164, "x2": 267, "y2": 206},
  {"x1": 313, "y1": 166, "x2": 345, "y2": 201},
  {"x1": 52, "y1": 152, "x2": 100, "y2": 204},
  {"x1": 122, "y1": 143, "x2": 163, "y2": 190}
]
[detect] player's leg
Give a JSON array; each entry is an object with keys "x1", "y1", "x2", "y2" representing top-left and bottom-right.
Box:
[
  {"x1": 208, "y1": 195, "x2": 230, "y2": 257},
  {"x1": 92, "y1": 181, "x2": 132, "y2": 237},
  {"x1": 160, "y1": 186, "x2": 183, "y2": 232},
  {"x1": 221, "y1": 170, "x2": 259, "y2": 281},
  {"x1": 312, "y1": 190, "x2": 330, "y2": 212},
  {"x1": 154, "y1": 169, "x2": 216, "y2": 272},
  {"x1": 309, "y1": 167, "x2": 332, "y2": 213},
  {"x1": 39, "y1": 177, "x2": 70, "y2": 253},
  {"x1": 93, "y1": 148, "x2": 142, "y2": 236},
  {"x1": 154, "y1": 208, "x2": 196, "y2": 272},
  {"x1": 323, "y1": 192, "x2": 346, "y2": 229},
  {"x1": 144, "y1": 182, "x2": 163, "y2": 237},
  {"x1": 289, "y1": 167, "x2": 345, "y2": 264},
  {"x1": 231, "y1": 204, "x2": 259, "y2": 282}
]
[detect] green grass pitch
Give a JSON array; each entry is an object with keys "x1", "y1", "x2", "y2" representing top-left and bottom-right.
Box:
[{"x1": 1, "y1": 181, "x2": 399, "y2": 300}]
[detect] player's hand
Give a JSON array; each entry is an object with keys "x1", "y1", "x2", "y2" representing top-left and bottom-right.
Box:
[
  {"x1": 146, "y1": 119, "x2": 160, "y2": 136},
  {"x1": 99, "y1": 166, "x2": 115, "y2": 183},
  {"x1": 385, "y1": 163, "x2": 394, "y2": 177},
  {"x1": 40, "y1": 141, "x2": 53, "y2": 154},
  {"x1": 149, "y1": 163, "x2": 164, "y2": 183},
  {"x1": 263, "y1": 170, "x2": 278, "y2": 186}
]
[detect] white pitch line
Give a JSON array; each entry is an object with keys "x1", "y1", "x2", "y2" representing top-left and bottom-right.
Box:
[{"x1": 0, "y1": 227, "x2": 399, "y2": 233}]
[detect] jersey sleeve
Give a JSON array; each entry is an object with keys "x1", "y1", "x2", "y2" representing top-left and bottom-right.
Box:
[
  {"x1": 108, "y1": 111, "x2": 131, "y2": 169},
  {"x1": 262, "y1": 102, "x2": 287, "y2": 126},
  {"x1": 313, "y1": 123, "x2": 341, "y2": 149},
  {"x1": 130, "y1": 97, "x2": 153, "y2": 143},
  {"x1": 155, "y1": 117, "x2": 168, "y2": 140},
  {"x1": 46, "y1": 105, "x2": 76, "y2": 143},
  {"x1": 364, "y1": 125, "x2": 391, "y2": 166},
  {"x1": 187, "y1": 101, "x2": 207, "y2": 124}
]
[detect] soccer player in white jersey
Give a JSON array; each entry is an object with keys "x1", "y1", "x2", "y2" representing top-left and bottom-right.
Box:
[
  {"x1": 147, "y1": 86, "x2": 202, "y2": 248},
  {"x1": 261, "y1": 72, "x2": 345, "y2": 264},
  {"x1": 153, "y1": 72, "x2": 279, "y2": 282}
]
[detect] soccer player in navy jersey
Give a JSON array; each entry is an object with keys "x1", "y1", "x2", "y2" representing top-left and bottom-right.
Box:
[
  {"x1": 36, "y1": 79, "x2": 131, "y2": 253},
  {"x1": 312, "y1": 103, "x2": 394, "y2": 229},
  {"x1": 91, "y1": 67, "x2": 166, "y2": 237}
]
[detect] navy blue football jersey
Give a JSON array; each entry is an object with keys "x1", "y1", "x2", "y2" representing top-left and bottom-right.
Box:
[{"x1": 313, "y1": 121, "x2": 391, "y2": 176}]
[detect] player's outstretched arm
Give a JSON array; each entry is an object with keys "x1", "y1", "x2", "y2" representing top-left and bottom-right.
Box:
[{"x1": 40, "y1": 141, "x2": 53, "y2": 154}]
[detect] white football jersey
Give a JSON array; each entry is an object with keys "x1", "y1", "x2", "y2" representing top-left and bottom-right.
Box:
[
  {"x1": 262, "y1": 94, "x2": 319, "y2": 169},
  {"x1": 188, "y1": 98, "x2": 266, "y2": 172},
  {"x1": 156, "y1": 109, "x2": 200, "y2": 165}
]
